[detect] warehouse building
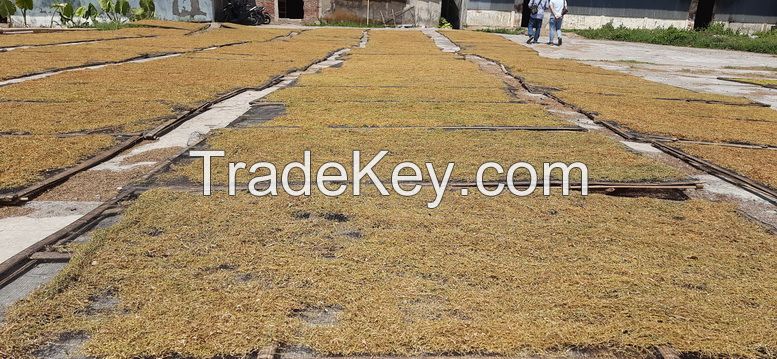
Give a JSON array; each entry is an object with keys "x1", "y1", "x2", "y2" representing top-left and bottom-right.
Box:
[
  {"x1": 256, "y1": 0, "x2": 443, "y2": 27},
  {"x1": 463, "y1": 0, "x2": 777, "y2": 32},
  {"x1": 300, "y1": 0, "x2": 777, "y2": 31},
  {"x1": 7, "y1": 0, "x2": 776, "y2": 30}
]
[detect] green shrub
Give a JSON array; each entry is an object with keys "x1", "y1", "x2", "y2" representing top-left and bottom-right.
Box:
[
  {"x1": 0, "y1": 0, "x2": 15, "y2": 23},
  {"x1": 476, "y1": 27, "x2": 525, "y2": 35},
  {"x1": 573, "y1": 22, "x2": 777, "y2": 55},
  {"x1": 439, "y1": 17, "x2": 452, "y2": 29}
]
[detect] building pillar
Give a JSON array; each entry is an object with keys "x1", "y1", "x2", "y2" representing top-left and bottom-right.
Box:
[
  {"x1": 256, "y1": 0, "x2": 277, "y2": 21},
  {"x1": 303, "y1": 0, "x2": 320, "y2": 22}
]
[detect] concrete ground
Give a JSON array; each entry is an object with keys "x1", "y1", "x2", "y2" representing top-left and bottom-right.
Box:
[
  {"x1": 0, "y1": 201, "x2": 100, "y2": 263},
  {"x1": 504, "y1": 33, "x2": 777, "y2": 107}
]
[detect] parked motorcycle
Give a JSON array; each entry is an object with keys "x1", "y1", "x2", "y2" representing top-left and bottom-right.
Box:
[{"x1": 224, "y1": 0, "x2": 271, "y2": 25}]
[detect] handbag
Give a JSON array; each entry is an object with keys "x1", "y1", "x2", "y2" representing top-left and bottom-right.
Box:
[
  {"x1": 562, "y1": 0, "x2": 568, "y2": 15},
  {"x1": 530, "y1": 2, "x2": 539, "y2": 14}
]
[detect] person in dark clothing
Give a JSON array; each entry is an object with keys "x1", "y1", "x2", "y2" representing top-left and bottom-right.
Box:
[{"x1": 526, "y1": 0, "x2": 548, "y2": 44}]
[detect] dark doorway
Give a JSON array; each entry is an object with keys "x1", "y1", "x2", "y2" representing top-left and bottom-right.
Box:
[
  {"x1": 520, "y1": 0, "x2": 531, "y2": 27},
  {"x1": 694, "y1": 0, "x2": 715, "y2": 29},
  {"x1": 213, "y1": 0, "x2": 226, "y2": 22},
  {"x1": 279, "y1": 0, "x2": 304, "y2": 18},
  {"x1": 441, "y1": 0, "x2": 461, "y2": 29}
]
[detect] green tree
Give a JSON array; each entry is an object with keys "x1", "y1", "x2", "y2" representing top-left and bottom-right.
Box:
[
  {"x1": 74, "y1": 3, "x2": 98, "y2": 26},
  {"x1": 51, "y1": 2, "x2": 74, "y2": 26},
  {"x1": 15, "y1": 0, "x2": 31, "y2": 27},
  {"x1": 99, "y1": 0, "x2": 131, "y2": 23},
  {"x1": 132, "y1": 0, "x2": 155, "y2": 20},
  {"x1": 0, "y1": 0, "x2": 16, "y2": 26}
]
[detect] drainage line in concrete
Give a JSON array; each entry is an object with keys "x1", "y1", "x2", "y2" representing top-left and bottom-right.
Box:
[
  {"x1": 184, "y1": 22, "x2": 216, "y2": 35},
  {"x1": 0, "y1": 40, "x2": 251, "y2": 88},
  {"x1": 0, "y1": 34, "x2": 158, "y2": 51},
  {"x1": 595, "y1": 120, "x2": 777, "y2": 203},
  {"x1": 594, "y1": 120, "x2": 643, "y2": 141},
  {"x1": 261, "y1": 99, "x2": 530, "y2": 104},
  {"x1": 142, "y1": 180, "x2": 703, "y2": 194},
  {"x1": 632, "y1": 133, "x2": 777, "y2": 150},
  {"x1": 143, "y1": 85, "x2": 269, "y2": 140},
  {"x1": 655, "y1": 97, "x2": 771, "y2": 108},
  {"x1": 0, "y1": 132, "x2": 141, "y2": 138},
  {"x1": 324, "y1": 125, "x2": 588, "y2": 132},
  {"x1": 717, "y1": 77, "x2": 777, "y2": 90}
]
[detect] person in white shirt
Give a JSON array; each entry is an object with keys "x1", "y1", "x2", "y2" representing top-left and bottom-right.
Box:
[{"x1": 547, "y1": 0, "x2": 567, "y2": 46}]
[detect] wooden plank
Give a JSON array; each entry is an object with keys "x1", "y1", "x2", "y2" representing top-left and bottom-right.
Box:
[
  {"x1": 656, "y1": 346, "x2": 682, "y2": 359},
  {"x1": 256, "y1": 344, "x2": 277, "y2": 359},
  {"x1": 29, "y1": 252, "x2": 72, "y2": 262}
]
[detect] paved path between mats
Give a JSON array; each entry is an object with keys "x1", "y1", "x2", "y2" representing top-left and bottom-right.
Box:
[{"x1": 504, "y1": 33, "x2": 777, "y2": 108}]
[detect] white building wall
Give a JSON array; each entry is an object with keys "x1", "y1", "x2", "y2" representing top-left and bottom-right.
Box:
[
  {"x1": 464, "y1": 10, "x2": 776, "y2": 34},
  {"x1": 465, "y1": 9, "x2": 517, "y2": 28},
  {"x1": 412, "y1": 0, "x2": 442, "y2": 27},
  {"x1": 563, "y1": 14, "x2": 689, "y2": 30}
]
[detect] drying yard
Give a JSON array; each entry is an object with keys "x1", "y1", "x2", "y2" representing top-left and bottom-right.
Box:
[{"x1": 0, "y1": 22, "x2": 776, "y2": 359}]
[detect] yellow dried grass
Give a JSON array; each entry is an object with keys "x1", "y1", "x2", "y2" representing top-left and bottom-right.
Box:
[
  {"x1": 264, "y1": 30, "x2": 562, "y2": 128},
  {"x1": 267, "y1": 101, "x2": 565, "y2": 127},
  {"x1": 0, "y1": 189, "x2": 774, "y2": 357},
  {"x1": 0, "y1": 134, "x2": 115, "y2": 189},
  {"x1": 0, "y1": 28, "x2": 362, "y2": 189},
  {"x1": 676, "y1": 143, "x2": 777, "y2": 189},
  {"x1": 727, "y1": 77, "x2": 777, "y2": 88},
  {"x1": 0, "y1": 27, "x2": 175, "y2": 48},
  {"x1": 442, "y1": 30, "x2": 777, "y2": 146},
  {"x1": 0, "y1": 29, "x2": 363, "y2": 135},
  {"x1": 173, "y1": 128, "x2": 683, "y2": 184},
  {"x1": 131, "y1": 19, "x2": 209, "y2": 31},
  {"x1": 0, "y1": 27, "x2": 292, "y2": 80}
]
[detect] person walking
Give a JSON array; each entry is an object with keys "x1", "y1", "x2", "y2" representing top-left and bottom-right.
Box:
[
  {"x1": 547, "y1": 0, "x2": 567, "y2": 46},
  {"x1": 526, "y1": 0, "x2": 548, "y2": 44}
]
